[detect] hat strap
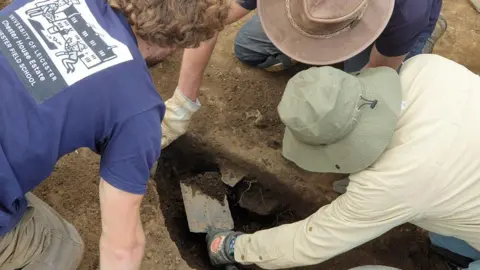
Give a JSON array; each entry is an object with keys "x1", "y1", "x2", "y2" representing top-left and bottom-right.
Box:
[
  {"x1": 324, "y1": 87, "x2": 375, "y2": 145},
  {"x1": 358, "y1": 96, "x2": 378, "y2": 109}
]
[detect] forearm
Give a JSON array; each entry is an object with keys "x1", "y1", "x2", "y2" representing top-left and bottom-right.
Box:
[
  {"x1": 177, "y1": 1, "x2": 250, "y2": 101},
  {"x1": 365, "y1": 44, "x2": 406, "y2": 71},
  {"x1": 100, "y1": 225, "x2": 145, "y2": 270},
  {"x1": 234, "y1": 194, "x2": 411, "y2": 269},
  {"x1": 99, "y1": 179, "x2": 145, "y2": 270},
  {"x1": 161, "y1": 1, "x2": 250, "y2": 148},
  {"x1": 178, "y1": 35, "x2": 219, "y2": 101},
  {"x1": 234, "y1": 205, "x2": 353, "y2": 269}
]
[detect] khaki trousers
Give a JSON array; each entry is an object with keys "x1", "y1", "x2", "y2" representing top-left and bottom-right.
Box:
[{"x1": 0, "y1": 193, "x2": 84, "y2": 270}]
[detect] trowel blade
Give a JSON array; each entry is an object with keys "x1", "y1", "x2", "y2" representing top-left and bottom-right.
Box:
[
  {"x1": 219, "y1": 164, "x2": 247, "y2": 187},
  {"x1": 220, "y1": 169, "x2": 245, "y2": 187},
  {"x1": 180, "y1": 182, "x2": 234, "y2": 233}
]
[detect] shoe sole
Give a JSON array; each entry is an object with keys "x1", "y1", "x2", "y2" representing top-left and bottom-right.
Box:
[
  {"x1": 430, "y1": 244, "x2": 473, "y2": 269},
  {"x1": 423, "y1": 15, "x2": 448, "y2": 53},
  {"x1": 432, "y1": 15, "x2": 448, "y2": 42},
  {"x1": 263, "y1": 59, "x2": 298, "y2": 72}
]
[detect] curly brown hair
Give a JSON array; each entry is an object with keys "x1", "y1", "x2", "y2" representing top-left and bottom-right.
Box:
[
  {"x1": 109, "y1": 0, "x2": 231, "y2": 48},
  {"x1": 0, "y1": 0, "x2": 11, "y2": 10}
]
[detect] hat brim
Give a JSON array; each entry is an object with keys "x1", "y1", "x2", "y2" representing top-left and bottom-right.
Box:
[
  {"x1": 281, "y1": 67, "x2": 402, "y2": 174},
  {"x1": 257, "y1": 0, "x2": 395, "y2": 65}
]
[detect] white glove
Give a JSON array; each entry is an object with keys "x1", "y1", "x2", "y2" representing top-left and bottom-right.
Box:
[
  {"x1": 161, "y1": 88, "x2": 201, "y2": 149},
  {"x1": 332, "y1": 177, "x2": 350, "y2": 194}
]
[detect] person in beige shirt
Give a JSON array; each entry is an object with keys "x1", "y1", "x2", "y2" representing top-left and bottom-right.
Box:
[{"x1": 205, "y1": 54, "x2": 480, "y2": 270}]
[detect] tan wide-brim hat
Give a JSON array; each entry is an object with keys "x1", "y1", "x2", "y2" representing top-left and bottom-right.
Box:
[{"x1": 258, "y1": 0, "x2": 395, "y2": 65}]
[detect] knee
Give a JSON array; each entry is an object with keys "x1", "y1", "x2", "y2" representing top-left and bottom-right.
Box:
[
  {"x1": 234, "y1": 31, "x2": 260, "y2": 65},
  {"x1": 233, "y1": 17, "x2": 271, "y2": 66},
  {"x1": 233, "y1": 38, "x2": 249, "y2": 62}
]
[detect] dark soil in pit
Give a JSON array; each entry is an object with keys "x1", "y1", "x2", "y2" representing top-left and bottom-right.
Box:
[
  {"x1": 182, "y1": 172, "x2": 227, "y2": 205},
  {"x1": 154, "y1": 139, "x2": 449, "y2": 270},
  {"x1": 155, "y1": 165, "x2": 212, "y2": 269},
  {"x1": 156, "y1": 170, "x2": 298, "y2": 270},
  {"x1": 153, "y1": 137, "x2": 294, "y2": 269}
]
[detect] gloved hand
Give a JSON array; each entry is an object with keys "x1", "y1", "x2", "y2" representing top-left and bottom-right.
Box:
[
  {"x1": 161, "y1": 88, "x2": 200, "y2": 149},
  {"x1": 206, "y1": 229, "x2": 243, "y2": 267},
  {"x1": 333, "y1": 177, "x2": 350, "y2": 194}
]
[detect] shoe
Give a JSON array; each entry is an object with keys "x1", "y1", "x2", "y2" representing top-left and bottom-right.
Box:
[
  {"x1": 430, "y1": 243, "x2": 473, "y2": 269},
  {"x1": 333, "y1": 178, "x2": 350, "y2": 194},
  {"x1": 262, "y1": 54, "x2": 298, "y2": 72},
  {"x1": 423, "y1": 15, "x2": 448, "y2": 54}
]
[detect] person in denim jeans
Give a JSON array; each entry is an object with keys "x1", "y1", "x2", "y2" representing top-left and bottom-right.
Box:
[{"x1": 234, "y1": 13, "x2": 445, "y2": 73}]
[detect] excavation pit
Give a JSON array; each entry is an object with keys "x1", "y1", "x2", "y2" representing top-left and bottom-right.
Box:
[{"x1": 153, "y1": 137, "x2": 446, "y2": 270}]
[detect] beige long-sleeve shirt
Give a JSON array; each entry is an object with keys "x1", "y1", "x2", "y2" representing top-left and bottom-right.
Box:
[{"x1": 234, "y1": 55, "x2": 480, "y2": 269}]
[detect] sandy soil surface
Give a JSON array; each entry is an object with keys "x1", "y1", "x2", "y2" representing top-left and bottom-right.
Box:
[
  {"x1": 31, "y1": 0, "x2": 480, "y2": 269},
  {"x1": 435, "y1": 0, "x2": 480, "y2": 74},
  {"x1": 34, "y1": 150, "x2": 195, "y2": 270}
]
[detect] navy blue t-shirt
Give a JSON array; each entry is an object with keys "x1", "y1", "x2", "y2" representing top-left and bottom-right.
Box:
[
  {"x1": 0, "y1": 0, "x2": 164, "y2": 236},
  {"x1": 238, "y1": 0, "x2": 442, "y2": 57}
]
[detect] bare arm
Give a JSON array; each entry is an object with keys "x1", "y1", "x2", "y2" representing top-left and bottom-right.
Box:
[
  {"x1": 179, "y1": 1, "x2": 251, "y2": 101},
  {"x1": 363, "y1": 44, "x2": 406, "y2": 71},
  {"x1": 99, "y1": 179, "x2": 145, "y2": 270}
]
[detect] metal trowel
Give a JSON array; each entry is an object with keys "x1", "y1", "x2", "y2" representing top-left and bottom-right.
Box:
[
  {"x1": 180, "y1": 182, "x2": 234, "y2": 233},
  {"x1": 180, "y1": 174, "x2": 240, "y2": 270}
]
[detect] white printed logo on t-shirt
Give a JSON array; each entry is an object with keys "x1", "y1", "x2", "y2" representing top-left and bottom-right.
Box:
[{"x1": 0, "y1": 0, "x2": 133, "y2": 103}]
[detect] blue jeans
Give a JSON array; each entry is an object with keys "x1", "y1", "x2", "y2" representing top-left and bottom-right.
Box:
[
  {"x1": 430, "y1": 233, "x2": 480, "y2": 269},
  {"x1": 234, "y1": 14, "x2": 433, "y2": 72}
]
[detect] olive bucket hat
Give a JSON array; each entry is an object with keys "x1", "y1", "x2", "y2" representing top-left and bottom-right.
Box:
[{"x1": 278, "y1": 66, "x2": 402, "y2": 174}]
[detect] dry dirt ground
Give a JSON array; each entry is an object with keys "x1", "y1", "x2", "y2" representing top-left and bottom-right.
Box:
[{"x1": 31, "y1": 0, "x2": 480, "y2": 269}]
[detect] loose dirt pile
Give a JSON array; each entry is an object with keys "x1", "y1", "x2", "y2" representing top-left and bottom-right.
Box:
[
  {"x1": 181, "y1": 172, "x2": 227, "y2": 205},
  {"x1": 154, "y1": 147, "x2": 295, "y2": 269},
  {"x1": 34, "y1": 150, "x2": 194, "y2": 270}
]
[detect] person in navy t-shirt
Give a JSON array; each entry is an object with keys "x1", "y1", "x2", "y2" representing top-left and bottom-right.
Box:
[{"x1": 0, "y1": 0, "x2": 229, "y2": 269}]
